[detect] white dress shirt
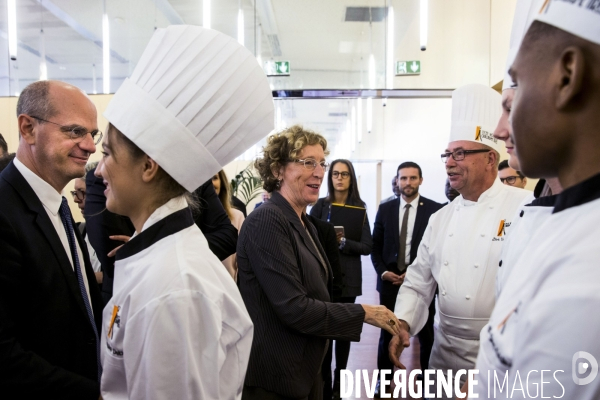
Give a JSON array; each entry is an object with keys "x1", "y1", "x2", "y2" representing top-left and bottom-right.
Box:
[
  {"x1": 14, "y1": 157, "x2": 93, "y2": 310},
  {"x1": 400, "y1": 194, "x2": 420, "y2": 265}
]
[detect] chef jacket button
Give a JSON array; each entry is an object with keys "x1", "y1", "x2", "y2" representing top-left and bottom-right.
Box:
[
  {"x1": 480, "y1": 233, "x2": 485, "y2": 237},
  {"x1": 489, "y1": 206, "x2": 494, "y2": 209},
  {"x1": 449, "y1": 233, "x2": 453, "y2": 237},
  {"x1": 520, "y1": 210, "x2": 525, "y2": 217},
  {"x1": 444, "y1": 261, "x2": 449, "y2": 266},
  {"x1": 474, "y1": 264, "x2": 479, "y2": 268},
  {"x1": 442, "y1": 291, "x2": 446, "y2": 296},
  {"x1": 456, "y1": 207, "x2": 460, "y2": 211},
  {"x1": 499, "y1": 260, "x2": 503, "y2": 267},
  {"x1": 466, "y1": 295, "x2": 471, "y2": 300}
]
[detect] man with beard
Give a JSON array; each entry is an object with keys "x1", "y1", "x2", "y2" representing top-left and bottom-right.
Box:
[
  {"x1": 472, "y1": 1, "x2": 600, "y2": 397},
  {"x1": 388, "y1": 84, "x2": 530, "y2": 398},
  {"x1": 371, "y1": 161, "x2": 443, "y2": 396}
]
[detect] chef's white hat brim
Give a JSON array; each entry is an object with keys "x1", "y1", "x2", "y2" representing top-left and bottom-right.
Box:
[
  {"x1": 535, "y1": 0, "x2": 600, "y2": 46},
  {"x1": 449, "y1": 84, "x2": 503, "y2": 152},
  {"x1": 503, "y1": 0, "x2": 545, "y2": 91},
  {"x1": 104, "y1": 26, "x2": 274, "y2": 192}
]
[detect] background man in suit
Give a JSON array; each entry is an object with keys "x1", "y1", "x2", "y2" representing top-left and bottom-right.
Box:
[
  {"x1": 0, "y1": 133, "x2": 7, "y2": 157},
  {"x1": 371, "y1": 161, "x2": 443, "y2": 396},
  {"x1": 0, "y1": 80, "x2": 104, "y2": 399}
]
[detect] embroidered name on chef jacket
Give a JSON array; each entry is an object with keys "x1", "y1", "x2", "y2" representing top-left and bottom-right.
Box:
[
  {"x1": 107, "y1": 305, "x2": 123, "y2": 356},
  {"x1": 493, "y1": 219, "x2": 511, "y2": 241}
]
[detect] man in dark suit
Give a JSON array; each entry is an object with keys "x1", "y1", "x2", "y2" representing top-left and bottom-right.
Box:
[
  {"x1": 371, "y1": 161, "x2": 443, "y2": 396},
  {"x1": 0, "y1": 80, "x2": 103, "y2": 399}
]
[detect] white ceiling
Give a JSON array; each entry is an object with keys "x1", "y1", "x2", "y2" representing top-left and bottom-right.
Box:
[{"x1": 0, "y1": 0, "x2": 396, "y2": 95}]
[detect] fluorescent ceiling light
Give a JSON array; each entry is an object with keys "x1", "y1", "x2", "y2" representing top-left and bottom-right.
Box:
[
  {"x1": 103, "y1": 12, "x2": 110, "y2": 94},
  {"x1": 39, "y1": 29, "x2": 47, "y2": 81},
  {"x1": 203, "y1": 0, "x2": 211, "y2": 29},
  {"x1": 357, "y1": 98, "x2": 362, "y2": 143},
  {"x1": 420, "y1": 0, "x2": 428, "y2": 51},
  {"x1": 386, "y1": 7, "x2": 394, "y2": 89},
  {"x1": 366, "y1": 97, "x2": 373, "y2": 133},
  {"x1": 237, "y1": 8, "x2": 244, "y2": 46},
  {"x1": 7, "y1": 0, "x2": 17, "y2": 61},
  {"x1": 351, "y1": 104, "x2": 356, "y2": 152},
  {"x1": 92, "y1": 64, "x2": 97, "y2": 94},
  {"x1": 369, "y1": 54, "x2": 376, "y2": 89}
]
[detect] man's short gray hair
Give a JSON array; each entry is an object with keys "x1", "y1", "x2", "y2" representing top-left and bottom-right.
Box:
[
  {"x1": 82, "y1": 161, "x2": 99, "y2": 178},
  {"x1": 16, "y1": 81, "x2": 57, "y2": 119}
]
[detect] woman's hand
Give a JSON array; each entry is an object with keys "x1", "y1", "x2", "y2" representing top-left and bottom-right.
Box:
[
  {"x1": 107, "y1": 235, "x2": 131, "y2": 257},
  {"x1": 336, "y1": 231, "x2": 344, "y2": 244},
  {"x1": 361, "y1": 304, "x2": 402, "y2": 336}
]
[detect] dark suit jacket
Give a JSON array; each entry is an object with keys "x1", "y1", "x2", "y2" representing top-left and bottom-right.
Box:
[
  {"x1": 306, "y1": 215, "x2": 343, "y2": 302},
  {"x1": 85, "y1": 169, "x2": 135, "y2": 304},
  {"x1": 371, "y1": 195, "x2": 443, "y2": 294},
  {"x1": 193, "y1": 179, "x2": 238, "y2": 260},
  {"x1": 237, "y1": 191, "x2": 365, "y2": 398},
  {"x1": 310, "y1": 197, "x2": 372, "y2": 297},
  {"x1": 0, "y1": 162, "x2": 102, "y2": 399}
]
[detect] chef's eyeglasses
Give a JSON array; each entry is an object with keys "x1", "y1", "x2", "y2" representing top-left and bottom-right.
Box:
[
  {"x1": 441, "y1": 149, "x2": 490, "y2": 163},
  {"x1": 295, "y1": 158, "x2": 329, "y2": 172},
  {"x1": 332, "y1": 171, "x2": 350, "y2": 179},
  {"x1": 31, "y1": 116, "x2": 103, "y2": 145},
  {"x1": 500, "y1": 176, "x2": 522, "y2": 185},
  {"x1": 70, "y1": 189, "x2": 86, "y2": 201}
]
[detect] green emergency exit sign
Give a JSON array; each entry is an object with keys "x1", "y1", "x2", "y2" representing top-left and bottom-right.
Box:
[
  {"x1": 265, "y1": 61, "x2": 290, "y2": 76},
  {"x1": 396, "y1": 60, "x2": 421, "y2": 75}
]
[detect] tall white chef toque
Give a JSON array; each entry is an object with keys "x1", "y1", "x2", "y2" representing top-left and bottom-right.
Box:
[
  {"x1": 535, "y1": 0, "x2": 600, "y2": 46},
  {"x1": 104, "y1": 25, "x2": 274, "y2": 192},
  {"x1": 449, "y1": 83, "x2": 503, "y2": 152},
  {"x1": 502, "y1": 0, "x2": 545, "y2": 91}
]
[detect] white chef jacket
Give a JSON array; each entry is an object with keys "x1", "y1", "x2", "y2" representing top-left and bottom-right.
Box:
[
  {"x1": 394, "y1": 179, "x2": 530, "y2": 376},
  {"x1": 496, "y1": 194, "x2": 553, "y2": 298},
  {"x1": 474, "y1": 175, "x2": 600, "y2": 399},
  {"x1": 100, "y1": 196, "x2": 254, "y2": 400}
]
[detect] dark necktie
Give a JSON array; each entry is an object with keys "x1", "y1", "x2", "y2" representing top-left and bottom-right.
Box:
[
  {"x1": 397, "y1": 203, "x2": 411, "y2": 274},
  {"x1": 58, "y1": 197, "x2": 102, "y2": 381}
]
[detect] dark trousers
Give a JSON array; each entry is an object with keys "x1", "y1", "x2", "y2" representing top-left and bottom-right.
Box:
[
  {"x1": 377, "y1": 290, "x2": 436, "y2": 372},
  {"x1": 322, "y1": 296, "x2": 356, "y2": 398},
  {"x1": 243, "y1": 373, "x2": 324, "y2": 400}
]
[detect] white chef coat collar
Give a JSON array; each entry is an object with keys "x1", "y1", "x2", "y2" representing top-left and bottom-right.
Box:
[
  {"x1": 457, "y1": 178, "x2": 504, "y2": 207},
  {"x1": 13, "y1": 157, "x2": 64, "y2": 215},
  {"x1": 116, "y1": 196, "x2": 193, "y2": 261}
]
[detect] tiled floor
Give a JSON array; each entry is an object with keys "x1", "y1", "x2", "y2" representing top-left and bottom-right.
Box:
[{"x1": 326, "y1": 256, "x2": 424, "y2": 400}]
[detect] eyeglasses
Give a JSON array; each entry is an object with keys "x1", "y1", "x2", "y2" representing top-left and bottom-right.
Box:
[
  {"x1": 332, "y1": 171, "x2": 350, "y2": 179},
  {"x1": 441, "y1": 149, "x2": 490, "y2": 163},
  {"x1": 31, "y1": 116, "x2": 103, "y2": 145},
  {"x1": 70, "y1": 189, "x2": 86, "y2": 201},
  {"x1": 500, "y1": 176, "x2": 522, "y2": 185},
  {"x1": 295, "y1": 158, "x2": 329, "y2": 171}
]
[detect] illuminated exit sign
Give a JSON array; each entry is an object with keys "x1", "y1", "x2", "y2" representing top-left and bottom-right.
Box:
[
  {"x1": 396, "y1": 60, "x2": 421, "y2": 75},
  {"x1": 265, "y1": 61, "x2": 290, "y2": 76}
]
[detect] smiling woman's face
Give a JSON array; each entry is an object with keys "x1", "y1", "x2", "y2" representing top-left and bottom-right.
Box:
[{"x1": 278, "y1": 144, "x2": 326, "y2": 213}]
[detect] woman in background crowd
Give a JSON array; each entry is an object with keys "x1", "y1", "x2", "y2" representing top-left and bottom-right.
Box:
[
  {"x1": 310, "y1": 159, "x2": 372, "y2": 400},
  {"x1": 212, "y1": 169, "x2": 245, "y2": 280},
  {"x1": 237, "y1": 125, "x2": 399, "y2": 400}
]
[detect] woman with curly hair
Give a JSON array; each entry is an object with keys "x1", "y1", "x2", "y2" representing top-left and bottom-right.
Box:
[{"x1": 237, "y1": 125, "x2": 401, "y2": 400}]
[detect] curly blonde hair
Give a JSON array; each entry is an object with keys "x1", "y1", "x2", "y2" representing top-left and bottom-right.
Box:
[{"x1": 254, "y1": 125, "x2": 329, "y2": 192}]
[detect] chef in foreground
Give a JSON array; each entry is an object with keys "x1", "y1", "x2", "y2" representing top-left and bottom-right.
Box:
[{"x1": 96, "y1": 25, "x2": 273, "y2": 400}]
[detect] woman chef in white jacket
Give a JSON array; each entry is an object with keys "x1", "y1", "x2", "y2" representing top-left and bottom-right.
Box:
[{"x1": 95, "y1": 25, "x2": 274, "y2": 400}]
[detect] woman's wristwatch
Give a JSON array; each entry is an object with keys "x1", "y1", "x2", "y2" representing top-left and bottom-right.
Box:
[{"x1": 339, "y1": 237, "x2": 347, "y2": 250}]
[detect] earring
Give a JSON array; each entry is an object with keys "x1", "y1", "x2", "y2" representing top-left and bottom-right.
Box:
[{"x1": 275, "y1": 178, "x2": 282, "y2": 188}]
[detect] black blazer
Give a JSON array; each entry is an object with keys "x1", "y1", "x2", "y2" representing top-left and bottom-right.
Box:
[
  {"x1": 85, "y1": 169, "x2": 135, "y2": 304},
  {"x1": 371, "y1": 195, "x2": 443, "y2": 294},
  {"x1": 237, "y1": 191, "x2": 365, "y2": 398},
  {"x1": 0, "y1": 162, "x2": 103, "y2": 399},
  {"x1": 310, "y1": 197, "x2": 372, "y2": 297},
  {"x1": 192, "y1": 179, "x2": 238, "y2": 261}
]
